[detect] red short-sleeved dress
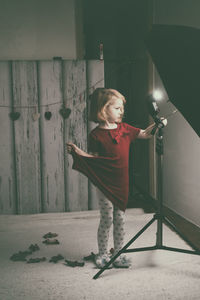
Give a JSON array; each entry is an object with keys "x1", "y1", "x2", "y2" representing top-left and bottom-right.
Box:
[{"x1": 71, "y1": 122, "x2": 141, "y2": 211}]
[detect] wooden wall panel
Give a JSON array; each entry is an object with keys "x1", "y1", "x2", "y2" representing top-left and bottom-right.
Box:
[
  {"x1": 86, "y1": 60, "x2": 105, "y2": 210},
  {"x1": 0, "y1": 59, "x2": 104, "y2": 214},
  {"x1": 38, "y1": 60, "x2": 65, "y2": 212},
  {"x1": 63, "y1": 60, "x2": 88, "y2": 211},
  {"x1": 12, "y1": 62, "x2": 41, "y2": 214},
  {"x1": 0, "y1": 62, "x2": 16, "y2": 213}
]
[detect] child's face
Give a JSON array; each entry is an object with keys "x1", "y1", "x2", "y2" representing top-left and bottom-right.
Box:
[{"x1": 105, "y1": 98, "x2": 124, "y2": 123}]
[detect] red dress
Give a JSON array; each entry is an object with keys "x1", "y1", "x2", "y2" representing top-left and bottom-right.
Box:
[{"x1": 72, "y1": 122, "x2": 140, "y2": 211}]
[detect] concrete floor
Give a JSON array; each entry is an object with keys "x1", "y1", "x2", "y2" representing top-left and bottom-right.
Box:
[{"x1": 0, "y1": 209, "x2": 200, "y2": 300}]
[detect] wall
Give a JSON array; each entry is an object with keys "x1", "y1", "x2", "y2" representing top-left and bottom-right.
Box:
[
  {"x1": 0, "y1": 0, "x2": 83, "y2": 60},
  {"x1": 0, "y1": 59, "x2": 104, "y2": 214},
  {"x1": 153, "y1": 0, "x2": 200, "y2": 227}
]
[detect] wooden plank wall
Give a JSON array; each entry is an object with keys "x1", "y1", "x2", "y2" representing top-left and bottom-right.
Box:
[
  {"x1": 38, "y1": 61, "x2": 65, "y2": 213},
  {"x1": 87, "y1": 60, "x2": 105, "y2": 210},
  {"x1": 64, "y1": 60, "x2": 88, "y2": 212},
  {"x1": 12, "y1": 62, "x2": 41, "y2": 214},
  {"x1": 0, "y1": 62, "x2": 16, "y2": 213},
  {"x1": 0, "y1": 60, "x2": 104, "y2": 214}
]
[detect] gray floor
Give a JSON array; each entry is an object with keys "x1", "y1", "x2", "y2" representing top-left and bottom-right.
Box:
[{"x1": 0, "y1": 209, "x2": 200, "y2": 300}]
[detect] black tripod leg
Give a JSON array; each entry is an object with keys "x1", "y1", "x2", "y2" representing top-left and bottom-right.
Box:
[{"x1": 93, "y1": 216, "x2": 156, "y2": 279}]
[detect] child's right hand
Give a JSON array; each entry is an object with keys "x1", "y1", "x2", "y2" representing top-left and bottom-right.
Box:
[
  {"x1": 66, "y1": 142, "x2": 80, "y2": 154},
  {"x1": 66, "y1": 142, "x2": 95, "y2": 158}
]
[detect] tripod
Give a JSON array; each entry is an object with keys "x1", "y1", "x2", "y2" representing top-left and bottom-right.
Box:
[{"x1": 93, "y1": 127, "x2": 200, "y2": 279}]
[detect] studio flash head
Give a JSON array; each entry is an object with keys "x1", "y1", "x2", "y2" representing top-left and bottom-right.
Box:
[
  {"x1": 146, "y1": 94, "x2": 160, "y2": 119},
  {"x1": 146, "y1": 92, "x2": 167, "y2": 135}
]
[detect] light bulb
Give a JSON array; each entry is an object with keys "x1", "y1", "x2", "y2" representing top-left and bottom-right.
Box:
[{"x1": 153, "y1": 89, "x2": 163, "y2": 101}]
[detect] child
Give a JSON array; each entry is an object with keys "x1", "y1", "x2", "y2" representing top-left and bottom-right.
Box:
[{"x1": 67, "y1": 88, "x2": 156, "y2": 268}]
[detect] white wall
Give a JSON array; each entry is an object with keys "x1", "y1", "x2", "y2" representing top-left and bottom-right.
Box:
[
  {"x1": 154, "y1": 0, "x2": 200, "y2": 227},
  {"x1": 0, "y1": 0, "x2": 81, "y2": 60}
]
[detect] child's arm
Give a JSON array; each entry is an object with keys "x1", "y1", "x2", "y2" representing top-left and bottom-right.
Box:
[
  {"x1": 66, "y1": 142, "x2": 97, "y2": 157},
  {"x1": 137, "y1": 117, "x2": 167, "y2": 139},
  {"x1": 137, "y1": 123, "x2": 157, "y2": 139}
]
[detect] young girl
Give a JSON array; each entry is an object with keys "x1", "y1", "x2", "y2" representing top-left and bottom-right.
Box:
[{"x1": 67, "y1": 88, "x2": 156, "y2": 268}]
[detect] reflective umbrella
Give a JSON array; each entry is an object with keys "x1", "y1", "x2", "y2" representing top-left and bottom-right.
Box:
[{"x1": 146, "y1": 24, "x2": 200, "y2": 137}]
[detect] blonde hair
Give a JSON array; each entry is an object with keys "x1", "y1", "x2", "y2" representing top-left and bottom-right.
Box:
[{"x1": 89, "y1": 88, "x2": 126, "y2": 123}]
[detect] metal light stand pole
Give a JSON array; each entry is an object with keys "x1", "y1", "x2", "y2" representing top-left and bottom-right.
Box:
[{"x1": 93, "y1": 127, "x2": 200, "y2": 280}]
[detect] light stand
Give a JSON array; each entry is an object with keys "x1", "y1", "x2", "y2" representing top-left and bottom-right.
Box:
[{"x1": 93, "y1": 126, "x2": 200, "y2": 280}]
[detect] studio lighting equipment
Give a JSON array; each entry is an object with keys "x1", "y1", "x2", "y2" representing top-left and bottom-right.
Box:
[
  {"x1": 93, "y1": 92, "x2": 199, "y2": 280},
  {"x1": 93, "y1": 24, "x2": 200, "y2": 279},
  {"x1": 146, "y1": 93, "x2": 167, "y2": 135}
]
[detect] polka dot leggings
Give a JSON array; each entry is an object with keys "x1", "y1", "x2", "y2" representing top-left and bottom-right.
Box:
[{"x1": 97, "y1": 189, "x2": 125, "y2": 256}]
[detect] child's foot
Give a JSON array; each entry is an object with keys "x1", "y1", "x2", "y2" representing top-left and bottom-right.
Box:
[
  {"x1": 113, "y1": 255, "x2": 131, "y2": 268},
  {"x1": 95, "y1": 254, "x2": 113, "y2": 269}
]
